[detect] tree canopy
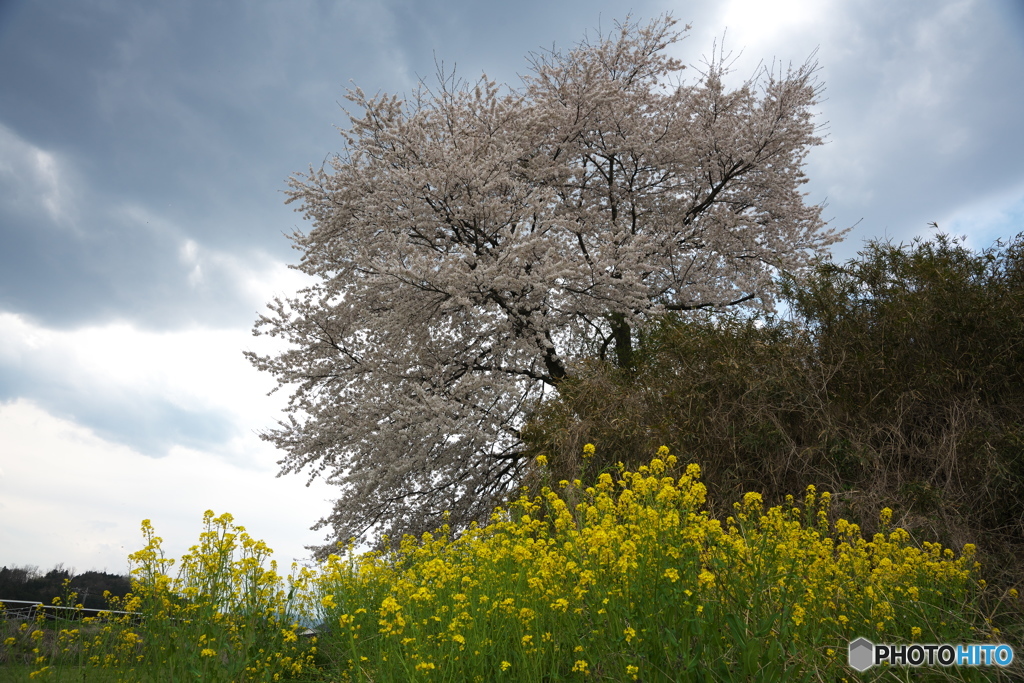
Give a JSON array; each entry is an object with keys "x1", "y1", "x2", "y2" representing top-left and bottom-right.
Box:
[{"x1": 246, "y1": 15, "x2": 842, "y2": 552}]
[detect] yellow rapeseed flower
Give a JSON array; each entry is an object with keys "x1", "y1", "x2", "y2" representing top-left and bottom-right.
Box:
[
  {"x1": 742, "y1": 491, "x2": 763, "y2": 508},
  {"x1": 108, "y1": 450, "x2": 989, "y2": 683}
]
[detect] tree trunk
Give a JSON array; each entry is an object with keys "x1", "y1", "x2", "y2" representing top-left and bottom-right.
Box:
[{"x1": 609, "y1": 312, "x2": 634, "y2": 371}]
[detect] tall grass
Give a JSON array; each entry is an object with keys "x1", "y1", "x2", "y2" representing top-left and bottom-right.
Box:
[{"x1": 3, "y1": 447, "x2": 1019, "y2": 681}]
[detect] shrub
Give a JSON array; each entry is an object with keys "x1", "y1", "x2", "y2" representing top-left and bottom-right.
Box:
[{"x1": 525, "y1": 234, "x2": 1024, "y2": 594}]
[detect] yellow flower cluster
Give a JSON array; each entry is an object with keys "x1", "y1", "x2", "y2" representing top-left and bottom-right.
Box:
[
  {"x1": 9, "y1": 511, "x2": 321, "y2": 681},
  {"x1": 123, "y1": 511, "x2": 319, "y2": 680},
  {"x1": 310, "y1": 446, "x2": 982, "y2": 681},
  {"x1": 6, "y1": 447, "x2": 992, "y2": 681}
]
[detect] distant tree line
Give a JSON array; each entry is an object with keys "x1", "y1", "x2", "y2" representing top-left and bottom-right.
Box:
[
  {"x1": 524, "y1": 233, "x2": 1024, "y2": 587},
  {"x1": 0, "y1": 565, "x2": 131, "y2": 610}
]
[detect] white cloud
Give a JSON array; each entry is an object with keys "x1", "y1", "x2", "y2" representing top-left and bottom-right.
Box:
[
  {"x1": 0, "y1": 312, "x2": 257, "y2": 427},
  {"x1": 177, "y1": 237, "x2": 316, "y2": 310},
  {"x1": 0, "y1": 123, "x2": 78, "y2": 228},
  {"x1": 0, "y1": 298, "x2": 321, "y2": 463},
  {"x1": 715, "y1": 0, "x2": 830, "y2": 55},
  {"x1": 112, "y1": 201, "x2": 315, "y2": 309},
  {"x1": 0, "y1": 399, "x2": 335, "y2": 573},
  {"x1": 943, "y1": 183, "x2": 1024, "y2": 251},
  {"x1": 0, "y1": 239, "x2": 338, "y2": 573},
  {"x1": 179, "y1": 238, "x2": 203, "y2": 287}
]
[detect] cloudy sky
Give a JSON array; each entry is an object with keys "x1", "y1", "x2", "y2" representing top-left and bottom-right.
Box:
[{"x1": 1, "y1": 0, "x2": 1022, "y2": 577}]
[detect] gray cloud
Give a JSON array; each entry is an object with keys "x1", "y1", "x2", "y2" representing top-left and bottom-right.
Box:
[
  {"x1": 0, "y1": 386, "x2": 233, "y2": 458},
  {"x1": 800, "y1": 1, "x2": 1024, "y2": 257},
  {"x1": 1, "y1": 0, "x2": 1023, "y2": 462},
  {"x1": 0, "y1": 311, "x2": 281, "y2": 458}
]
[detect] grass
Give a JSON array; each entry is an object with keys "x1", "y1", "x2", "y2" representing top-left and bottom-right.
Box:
[
  {"x1": 2, "y1": 447, "x2": 1021, "y2": 681},
  {"x1": 0, "y1": 663, "x2": 124, "y2": 682}
]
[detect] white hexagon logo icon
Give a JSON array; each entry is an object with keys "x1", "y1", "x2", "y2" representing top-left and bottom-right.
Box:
[{"x1": 849, "y1": 637, "x2": 875, "y2": 671}]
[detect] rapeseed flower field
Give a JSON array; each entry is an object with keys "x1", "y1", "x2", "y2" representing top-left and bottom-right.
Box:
[{"x1": 2, "y1": 447, "x2": 1018, "y2": 681}]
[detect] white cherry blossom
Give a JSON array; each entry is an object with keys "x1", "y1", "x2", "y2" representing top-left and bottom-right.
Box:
[{"x1": 245, "y1": 15, "x2": 842, "y2": 553}]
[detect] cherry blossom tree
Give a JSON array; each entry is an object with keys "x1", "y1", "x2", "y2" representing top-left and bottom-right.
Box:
[{"x1": 245, "y1": 15, "x2": 843, "y2": 553}]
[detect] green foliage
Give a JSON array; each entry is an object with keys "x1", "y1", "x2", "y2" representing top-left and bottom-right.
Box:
[
  {"x1": 523, "y1": 312, "x2": 817, "y2": 502},
  {"x1": 525, "y1": 234, "x2": 1024, "y2": 590},
  {"x1": 790, "y1": 234, "x2": 1024, "y2": 554}
]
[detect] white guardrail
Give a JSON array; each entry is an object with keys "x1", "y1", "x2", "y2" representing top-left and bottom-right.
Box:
[
  {"x1": 0, "y1": 599, "x2": 143, "y2": 625},
  {"x1": 0, "y1": 600, "x2": 316, "y2": 636}
]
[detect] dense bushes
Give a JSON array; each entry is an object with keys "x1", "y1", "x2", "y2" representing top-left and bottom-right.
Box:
[{"x1": 524, "y1": 233, "x2": 1024, "y2": 586}]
